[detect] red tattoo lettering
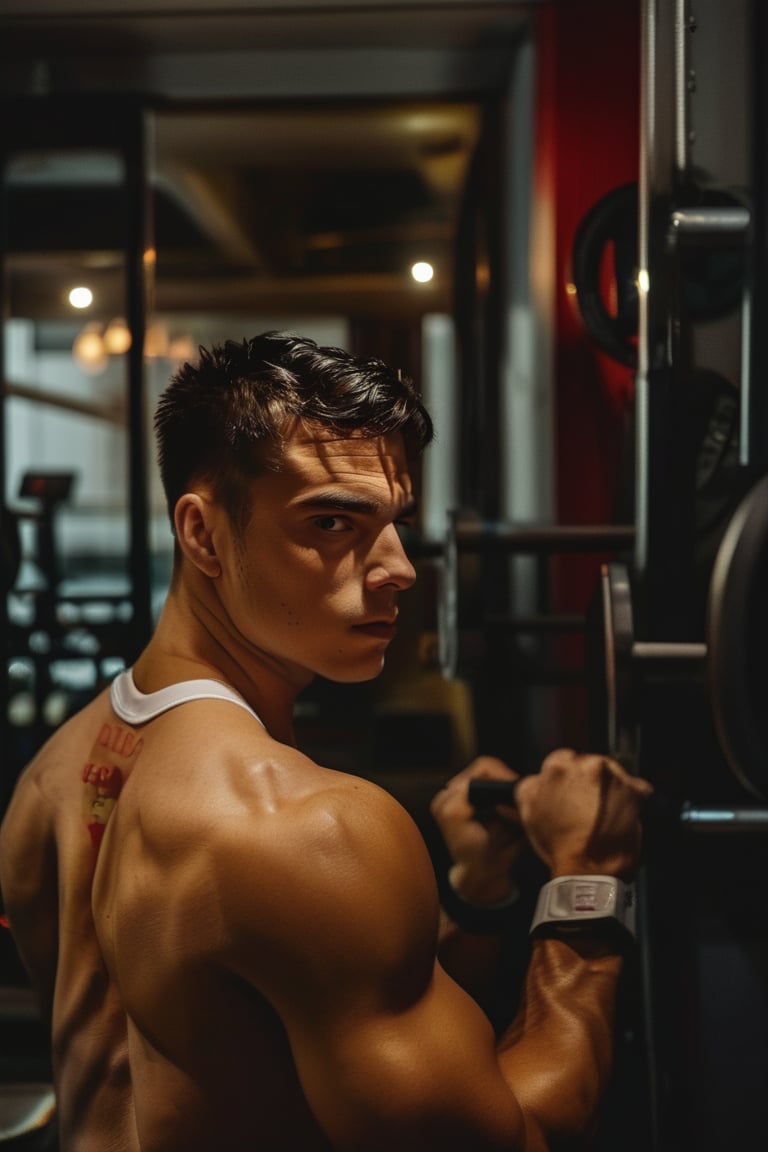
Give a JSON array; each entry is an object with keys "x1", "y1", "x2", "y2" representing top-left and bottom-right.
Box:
[{"x1": 81, "y1": 722, "x2": 143, "y2": 850}]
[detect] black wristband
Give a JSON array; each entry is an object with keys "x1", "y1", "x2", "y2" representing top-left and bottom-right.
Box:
[
  {"x1": 439, "y1": 878, "x2": 521, "y2": 935},
  {"x1": 530, "y1": 917, "x2": 635, "y2": 950}
]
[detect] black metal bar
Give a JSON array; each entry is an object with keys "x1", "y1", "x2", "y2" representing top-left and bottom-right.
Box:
[
  {"x1": 680, "y1": 805, "x2": 768, "y2": 832},
  {"x1": 482, "y1": 612, "x2": 586, "y2": 633},
  {"x1": 124, "y1": 105, "x2": 153, "y2": 654},
  {"x1": 455, "y1": 522, "x2": 635, "y2": 553}
]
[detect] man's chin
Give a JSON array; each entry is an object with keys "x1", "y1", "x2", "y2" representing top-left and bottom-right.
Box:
[{"x1": 324, "y1": 656, "x2": 387, "y2": 684}]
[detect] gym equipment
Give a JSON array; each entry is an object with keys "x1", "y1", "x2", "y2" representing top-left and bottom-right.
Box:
[
  {"x1": 0, "y1": 1084, "x2": 56, "y2": 1148},
  {"x1": 571, "y1": 182, "x2": 640, "y2": 368},
  {"x1": 707, "y1": 472, "x2": 768, "y2": 799},
  {"x1": 599, "y1": 472, "x2": 768, "y2": 814},
  {"x1": 1, "y1": 507, "x2": 21, "y2": 597},
  {"x1": 4, "y1": 471, "x2": 134, "y2": 747},
  {"x1": 17, "y1": 471, "x2": 75, "y2": 602},
  {"x1": 468, "y1": 778, "x2": 518, "y2": 809},
  {"x1": 443, "y1": 473, "x2": 768, "y2": 823},
  {"x1": 437, "y1": 511, "x2": 635, "y2": 682},
  {"x1": 598, "y1": 562, "x2": 707, "y2": 768},
  {"x1": 571, "y1": 182, "x2": 750, "y2": 370}
]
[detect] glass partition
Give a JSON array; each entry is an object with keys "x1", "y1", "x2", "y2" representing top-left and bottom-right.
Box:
[{"x1": 1, "y1": 107, "x2": 152, "y2": 789}]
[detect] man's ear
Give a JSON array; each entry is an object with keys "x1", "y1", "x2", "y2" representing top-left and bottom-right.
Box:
[{"x1": 174, "y1": 493, "x2": 222, "y2": 578}]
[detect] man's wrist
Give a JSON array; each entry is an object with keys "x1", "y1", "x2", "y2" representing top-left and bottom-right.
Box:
[
  {"x1": 530, "y1": 875, "x2": 637, "y2": 947},
  {"x1": 447, "y1": 863, "x2": 519, "y2": 907},
  {"x1": 439, "y1": 867, "x2": 521, "y2": 935}
]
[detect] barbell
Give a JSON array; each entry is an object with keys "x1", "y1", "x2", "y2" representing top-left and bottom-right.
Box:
[{"x1": 437, "y1": 473, "x2": 768, "y2": 809}]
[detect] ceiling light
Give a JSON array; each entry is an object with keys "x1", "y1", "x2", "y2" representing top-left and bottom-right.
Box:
[
  {"x1": 144, "y1": 322, "x2": 170, "y2": 359},
  {"x1": 68, "y1": 286, "x2": 94, "y2": 309},
  {"x1": 168, "y1": 335, "x2": 196, "y2": 362},
  {"x1": 72, "y1": 322, "x2": 107, "y2": 374},
  {"x1": 411, "y1": 261, "x2": 434, "y2": 284},
  {"x1": 103, "y1": 317, "x2": 132, "y2": 355}
]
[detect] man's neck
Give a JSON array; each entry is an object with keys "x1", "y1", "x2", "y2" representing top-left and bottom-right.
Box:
[{"x1": 135, "y1": 577, "x2": 305, "y2": 746}]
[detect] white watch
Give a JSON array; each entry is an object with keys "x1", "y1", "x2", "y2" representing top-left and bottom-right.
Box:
[{"x1": 530, "y1": 875, "x2": 636, "y2": 941}]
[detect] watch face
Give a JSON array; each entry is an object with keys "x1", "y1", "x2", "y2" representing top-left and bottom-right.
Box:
[
  {"x1": 548, "y1": 877, "x2": 620, "y2": 919},
  {"x1": 532, "y1": 877, "x2": 636, "y2": 942}
]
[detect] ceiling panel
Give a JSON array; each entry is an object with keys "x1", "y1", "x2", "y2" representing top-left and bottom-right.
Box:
[{"x1": 1, "y1": 2, "x2": 533, "y2": 319}]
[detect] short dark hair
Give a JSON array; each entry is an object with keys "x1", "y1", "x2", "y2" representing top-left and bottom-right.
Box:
[{"x1": 154, "y1": 331, "x2": 433, "y2": 532}]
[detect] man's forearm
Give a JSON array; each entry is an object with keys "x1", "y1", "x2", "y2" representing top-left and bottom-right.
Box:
[
  {"x1": 436, "y1": 865, "x2": 523, "y2": 1012},
  {"x1": 497, "y1": 936, "x2": 623, "y2": 1144},
  {"x1": 437, "y1": 909, "x2": 506, "y2": 1010}
]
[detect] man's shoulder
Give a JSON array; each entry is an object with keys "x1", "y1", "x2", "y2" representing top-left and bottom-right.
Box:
[
  {"x1": 10, "y1": 688, "x2": 122, "y2": 804},
  {"x1": 177, "y1": 732, "x2": 421, "y2": 870},
  {"x1": 215, "y1": 746, "x2": 414, "y2": 857},
  {"x1": 122, "y1": 730, "x2": 408, "y2": 858},
  {"x1": 208, "y1": 759, "x2": 440, "y2": 1001},
  {"x1": 213, "y1": 754, "x2": 434, "y2": 925}
]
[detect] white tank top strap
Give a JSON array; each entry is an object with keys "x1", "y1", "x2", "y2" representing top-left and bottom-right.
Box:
[{"x1": 109, "y1": 668, "x2": 264, "y2": 727}]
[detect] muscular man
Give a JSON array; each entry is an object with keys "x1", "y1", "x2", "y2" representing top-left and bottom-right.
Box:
[{"x1": 0, "y1": 332, "x2": 651, "y2": 1152}]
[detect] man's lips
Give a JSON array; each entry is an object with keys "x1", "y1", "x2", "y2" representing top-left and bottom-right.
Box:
[{"x1": 353, "y1": 619, "x2": 398, "y2": 640}]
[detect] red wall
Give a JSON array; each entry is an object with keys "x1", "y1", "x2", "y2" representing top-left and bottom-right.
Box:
[{"x1": 536, "y1": 0, "x2": 640, "y2": 737}]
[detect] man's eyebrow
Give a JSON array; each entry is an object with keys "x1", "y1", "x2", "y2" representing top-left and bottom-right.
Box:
[{"x1": 295, "y1": 491, "x2": 417, "y2": 517}]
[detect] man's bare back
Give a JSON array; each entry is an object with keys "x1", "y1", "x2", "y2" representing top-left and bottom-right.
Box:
[
  {"x1": 1, "y1": 692, "x2": 142, "y2": 1152},
  {"x1": 4, "y1": 675, "x2": 390, "y2": 1152},
  {"x1": 92, "y1": 681, "x2": 352, "y2": 1151}
]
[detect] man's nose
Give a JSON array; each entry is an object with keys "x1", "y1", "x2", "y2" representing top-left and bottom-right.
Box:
[{"x1": 365, "y1": 524, "x2": 417, "y2": 590}]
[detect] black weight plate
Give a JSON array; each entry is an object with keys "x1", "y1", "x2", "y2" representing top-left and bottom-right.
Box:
[{"x1": 708, "y1": 474, "x2": 768, "y2": 799}]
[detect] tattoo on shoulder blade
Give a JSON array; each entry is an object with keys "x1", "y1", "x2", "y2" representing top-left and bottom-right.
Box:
[{"x1": 81, "y1": 722, "x2": 144, "y2": 848}]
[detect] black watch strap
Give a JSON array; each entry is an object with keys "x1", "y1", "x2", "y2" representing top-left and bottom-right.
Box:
[{"x1": 439, "y1": 878, "x2": 522, "y2": 935}]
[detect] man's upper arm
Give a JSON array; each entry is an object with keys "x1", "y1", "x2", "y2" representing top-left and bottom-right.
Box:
[
  {"x1": 219, "y1": 778, "x2": 526, "y2": 1152},
  {"x1": 0, "y1": 772, "x2": 59, "y2": 1015}
]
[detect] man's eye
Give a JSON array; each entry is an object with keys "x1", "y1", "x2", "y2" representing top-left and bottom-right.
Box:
[{"x1": 314, "y1": 515, "x2": 349, "y2": 532}]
